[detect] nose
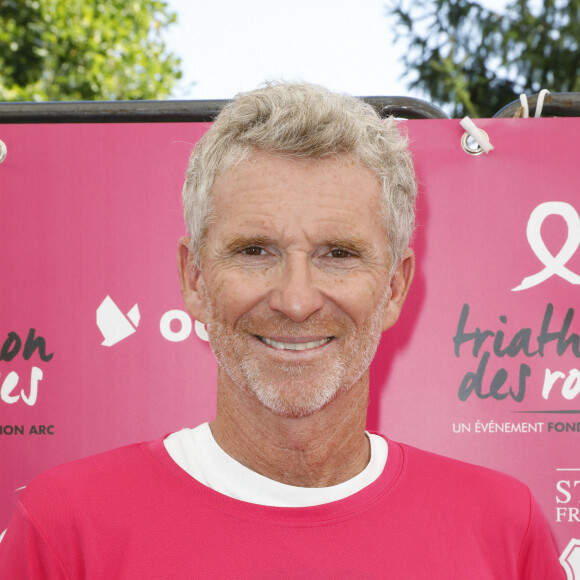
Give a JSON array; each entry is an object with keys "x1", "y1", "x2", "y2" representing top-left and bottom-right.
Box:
[{"x1": 268, "y1": 254, "x2": 324, "y2": 322}]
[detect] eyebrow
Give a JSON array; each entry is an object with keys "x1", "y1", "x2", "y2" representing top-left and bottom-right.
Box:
[
  {"x1": 222, "y1": 235, "x2": 272, "y2": 254},
  {"x1": 325, "y1": 237, "x2": 375, "y2": 255},
  {"x1": 221, "y1": 235, "x2": 376, "y2": 255}
]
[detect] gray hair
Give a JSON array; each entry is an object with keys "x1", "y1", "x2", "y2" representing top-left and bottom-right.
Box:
[{"x1": 182, "y1": 81, "x2": 417, "y2": 272}]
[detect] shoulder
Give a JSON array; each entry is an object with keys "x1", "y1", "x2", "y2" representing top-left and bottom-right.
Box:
[
  {"x1": 397, "y1": 440, "x2": 529, "y2": 491},
  {"x1": 393, "y1": 441, "x2": 534, "y2": 528},
  {"x1": 1, "y1": 438, "x2": 178, "y2": 577},
  {"x1": 26, "y1": 440, "x2": 147, "y2": 485},
  {"x1": 392, "y1": 441, "x2": 565, "y2": 576},
  {"x1": 20, "y1": 438, "x2": 165, "y2": 518},
  {"x1": 375, "y1": 440, "x2": 563, "y2": 578}
]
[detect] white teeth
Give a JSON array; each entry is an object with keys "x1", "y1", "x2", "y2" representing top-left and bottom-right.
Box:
[{"x1": 259, "y1": 336, "x2": 331, "y2": 351}]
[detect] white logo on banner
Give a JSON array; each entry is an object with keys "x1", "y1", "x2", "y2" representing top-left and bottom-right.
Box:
[
  {"x1": 512, "y1": 202, "x2": 580, "y2": 291},
  {"x1": 96, "y1": 296, "x2": 140, "y2": 347},
  {"x1": 96, "y1": 298, "x2": 209, "y2": 346},
  {"x1": 160, "y1": 310, "x2": 209, "y2": 342},
  {"x1": 561, "y1": 538, "x2": 580, "y2": 580}
]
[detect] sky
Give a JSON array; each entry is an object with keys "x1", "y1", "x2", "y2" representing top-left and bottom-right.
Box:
[
  {"x1": 163, "y1": 0, "x2": 509, "y2": 102},
  {"x1": 163, "y1": 0, "x2": 421, "y2": 101}
]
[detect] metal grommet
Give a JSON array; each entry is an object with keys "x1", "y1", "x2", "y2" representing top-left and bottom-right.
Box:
[
  {"x1": 0, "y1": 140, "x2": 6, "y2": 164},
  {"x1": 461, "y1": 130, "x2": 488, "y2": 156}
]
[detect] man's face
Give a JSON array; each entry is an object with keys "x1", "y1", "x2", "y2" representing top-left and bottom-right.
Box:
[{"x1": 180, "y1": 152, "x2": 411, "y2": 418}]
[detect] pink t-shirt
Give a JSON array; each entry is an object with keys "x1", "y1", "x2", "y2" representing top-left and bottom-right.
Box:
[{"x1": 0, "y1": 435, "x2": 564, "y2": 579}]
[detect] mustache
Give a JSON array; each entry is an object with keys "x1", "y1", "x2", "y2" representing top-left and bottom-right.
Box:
[{"x1": 237, "y1": 312, "x2": 353, "y2": 337}]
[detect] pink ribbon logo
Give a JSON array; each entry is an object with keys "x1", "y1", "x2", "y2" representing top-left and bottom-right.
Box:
[{"x1": 512, "y1": 202, "x2": 580, "y2": 292}]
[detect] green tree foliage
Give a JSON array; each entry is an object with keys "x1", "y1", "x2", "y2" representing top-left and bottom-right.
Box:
[
  {"x1": 389, "y1": 0, "x2": 580, "y2": 117},
  {"x1": 0, "y1": 0, "x2": 182, "y2": 101}
]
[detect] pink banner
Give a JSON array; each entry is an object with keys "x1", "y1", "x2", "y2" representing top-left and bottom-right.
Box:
[{"x1": 1, "y1": 119, "x2": 579, "y2": 570}]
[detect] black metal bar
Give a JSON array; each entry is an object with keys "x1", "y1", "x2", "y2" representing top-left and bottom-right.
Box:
[
  {"x1": 365, "y1": 97, "x2": 449, "y2": 119},
  {"x1": 0, "y1": 96, "x2": 450, "y2": 124},
  {"x1": 2, "y1": 93, "x2": 579, "y2": 123},
  {"x1": 0, "y1": 100, "x2": 228, "y2": 124},
  {"x1": 493, "y1": 92, "x2": 580, "y2": 118}
]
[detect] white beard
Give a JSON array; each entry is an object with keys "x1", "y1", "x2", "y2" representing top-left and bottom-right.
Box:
[{"x1": 203, "y1": 287, "x2": 390, "y2": 418}]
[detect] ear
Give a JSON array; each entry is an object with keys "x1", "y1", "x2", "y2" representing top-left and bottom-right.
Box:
[
  {"x1": 382, "y1": 248, "x2": 415, "y2": 331},
  {"x1": 177, "y1": 236, "x2": 208, "y2": 324}
]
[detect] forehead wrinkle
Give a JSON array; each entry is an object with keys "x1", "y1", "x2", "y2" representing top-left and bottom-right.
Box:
[
  {"x1": 217, "y1": 202, "x2": 361, "y2": 236},
  {"x1": 215, "y1": 210, "x2": 385, "y2": 250},
  {"x1": 214, "y1": 165, "x2": 380, "y2": 209},
  {"x1": 209, "y1": 153, "x2": 387, "y2": 252},
  {"x1": 221, "y1": 192, "x2": 365, "y2": 215}
]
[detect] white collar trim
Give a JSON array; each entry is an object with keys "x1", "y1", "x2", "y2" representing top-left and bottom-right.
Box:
[{"x1": 164, "y1": 423, "x2": 388, "y2": 507}]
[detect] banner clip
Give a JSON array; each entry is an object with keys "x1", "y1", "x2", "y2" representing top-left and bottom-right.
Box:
[
  {"x1": 518, "y1": 89, "x2": 551, "y2": 118},
  {"x1": 0, "y1": 140, "x2": 6, "y2": 164},
  {"x1": 460, "y1": 117, "x2": 493, "y2": 155}
]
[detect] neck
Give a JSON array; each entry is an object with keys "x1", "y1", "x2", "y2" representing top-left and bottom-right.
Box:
[{"x1": 210, "y1": 370, "x2": 370, "y2": 487}]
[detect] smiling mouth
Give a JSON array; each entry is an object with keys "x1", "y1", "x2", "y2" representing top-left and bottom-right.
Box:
[{"x1": 257, "y1": 336, "x2": 333, "y2": 351}]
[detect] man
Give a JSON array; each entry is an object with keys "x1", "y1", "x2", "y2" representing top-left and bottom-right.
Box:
[{"x1": 0, "y1": 82, "x2": 563, "y2": 578}]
